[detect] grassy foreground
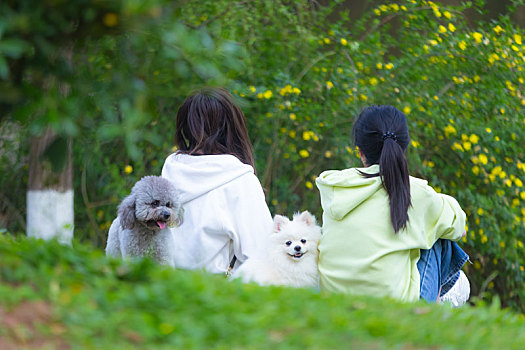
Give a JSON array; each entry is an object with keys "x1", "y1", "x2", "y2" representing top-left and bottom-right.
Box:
[{"x1": 0, "y1": 235, "x2": 524, "y2": 349}]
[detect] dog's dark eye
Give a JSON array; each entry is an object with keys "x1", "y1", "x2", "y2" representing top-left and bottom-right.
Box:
[
  {"x1": 285, "y1": 241, "x2": 292, "y2": 246},
  {"x1": 151, "y1": 200, "x2": 160, "y2": 207},
  {"x1": 301, "y1": 239, "x2": 306, "y2": 244},
  {"x1": 166, "y1": 202, "x2": 171, "y2": 208}
]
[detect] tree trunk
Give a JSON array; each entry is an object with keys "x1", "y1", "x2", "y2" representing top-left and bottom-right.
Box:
[{"x1": 27, "y1": 128, "x2": 74, "y2": 245}]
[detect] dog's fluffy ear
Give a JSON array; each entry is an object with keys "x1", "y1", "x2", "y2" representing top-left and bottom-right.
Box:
[
  {"x1": 296, "y1": 211, "x2": 316, "y2": 226},
  {"x1": 118, "y1": 193, "x2": 136, "y2": 230},
  {"x1": 273, "y1": 215, "x2": 289, "y2": 233}
]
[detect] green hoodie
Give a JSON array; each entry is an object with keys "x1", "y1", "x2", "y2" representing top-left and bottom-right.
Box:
[{"x1": 315, "y1": 164, "x2": 466, "y2": 302}]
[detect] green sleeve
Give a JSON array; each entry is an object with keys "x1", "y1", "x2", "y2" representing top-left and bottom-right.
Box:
[{"x1": 425, "y1": 191, "x2": 466, "y2": 243}]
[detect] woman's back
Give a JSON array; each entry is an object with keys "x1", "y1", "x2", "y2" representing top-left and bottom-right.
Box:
[
  {"x1": 316, "y1": 164, "x2": 465, "y2": 301},
  {"x1": 162, "y1": 152, "x2": 272, "y2": 275}
]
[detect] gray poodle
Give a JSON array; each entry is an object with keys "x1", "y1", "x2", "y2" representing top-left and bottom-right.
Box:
[{"x1": 105, "y1": 176, "x2": 183, "y2": 267}]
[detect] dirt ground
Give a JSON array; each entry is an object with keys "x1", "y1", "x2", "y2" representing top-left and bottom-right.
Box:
[{"x1": 0, "y1": 300, "x2": 69, "y2": 350}]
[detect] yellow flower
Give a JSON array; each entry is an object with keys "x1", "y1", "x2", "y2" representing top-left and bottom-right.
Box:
[
  {"x1": 443, "y1": 11, "x2": 452, "y2": 19},
  {"x1": 479, "y1": 154, "x2": 488, "y2": 165},
  {"x1": 340, "y1": 38, "x2": 348, "y2": 46},
  {"x1": 385, "y1": 63, "x2": 394, "y2": 70},
  {"x1": 249, "y1": 86, "x2": 256, "y2": 93},
  {"x1": 472, "y1": 32, "x2": 483, "y2": 43},
  {"x1": 288, "y1": 130, "x2": 296, "y2": 138},
  {"x1": 520, "y1": 191, "x2": 525, "y2": 200},
  {"x1": 292, "y1": 87, "x2": 301, "y2": 94},
  {"x1": 477, "y1": 208, "x2": 484, "y2": 215},
  {"x1": 299, "y1": 149, "x2": 309, "y2": 158},
  {"x1": 376, "y1": 62, "x2": 383, "y2": 69},
  {"x1": 485, "y1": 128, "x2": 492, "y2": 133},
  {"x1": 323, "y1": 38, "x2": 330, "y2": 44},
  {"x1": 515, "y1": 178, "x2": 523, "y2": 187},
  {"x1": 492, "y1": 166, "x2": 502, "y2": 175},
  {"x1": 374, "y1": 9, "x2": 381, "y2": 16},
  {"x1": 452, "y1": 142, "x2": 464, "y2": 152},
  {"x1": 257, "y1": 92, "x2": 264, "y2": 99},
  {"x1": 403, "y1": 106, "x2": 411, "y2": 114},
  {"x1": 463, "y1": 141, "x2": 472, "y2": 151},
  {"x1": 289, "y1": 113, "x2": 296, "y2": 120},
  {"x1": 124, "y1": 165, "x2": 133, "y2": 174},
  {"x1": 493, "y1": 25, "x2": 504, "y2": 34},
  {"x1": 369, "y1": 77, "x2": 378, "y2": 86},
  {"x1": 326, "y1": 81, "x2": 334, "y2": 90},
  {"x1": 263, "y1": 90, "x2": 273, "y2": 99},
  {"x1": 411, "y1": 140, "x2": 420, "y2": 148},
  {"x1": 469, "y1": 134, "x2": 479, "y2": 144},
  {"x1": 302, "y1": 131, "x2": 312, "y2": 141},
  {"x1": 448, "y1": 23, "x2": 456, "y2": 32},
  {"x1": 444, "y1": 124, "x2": 457, "y2": 137},
  {"x1": 438, "y1": 25, "x2": 447, "y2": 34},
  {"x1": 472, "y1": 166, "x2": 480, "y2": 175},
  {"x1": 514, "y1": 33, "x2": 522, "y2": 45},
  {"x1": 305, "y1": 181, "x2": 313, "y2": 189},
  {"x1": 103, "y1": 13, "x2": 119, "y2": 27},
  {"x1": 458, "y1": 41, "x2": 467, "y2": 50}
]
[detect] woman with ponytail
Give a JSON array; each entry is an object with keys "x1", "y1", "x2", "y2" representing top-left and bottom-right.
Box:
[{"x1": 316, "y1": 105, "x2": 470, "y2": 304}]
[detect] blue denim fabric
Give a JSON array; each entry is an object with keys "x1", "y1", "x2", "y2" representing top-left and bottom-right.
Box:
[{"x1": 417, "y1": 239, "x2": 469, "y2": 303}]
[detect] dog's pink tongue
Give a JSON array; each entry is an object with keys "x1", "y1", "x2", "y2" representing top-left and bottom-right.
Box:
[{"x1": 157, "y1": 221, "x2": 166, "y2": 229}]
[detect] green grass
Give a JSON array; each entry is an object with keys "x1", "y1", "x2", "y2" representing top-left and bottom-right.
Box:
[{"x1": 1, "y1": 234, "x2": 524, "y2": 349}]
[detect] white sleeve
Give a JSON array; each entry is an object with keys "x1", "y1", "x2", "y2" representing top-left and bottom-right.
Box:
[{"x1": 224, "y1": 173, "x2": 273, "y2": 264}]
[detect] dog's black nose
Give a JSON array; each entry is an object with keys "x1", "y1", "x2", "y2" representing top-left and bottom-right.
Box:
[
  {"x1": 294, "y1": 245, "x2": 301, "y2": 252},
  {"x1": 162, "y1": 210, "x2": 171, "y2": 219}
]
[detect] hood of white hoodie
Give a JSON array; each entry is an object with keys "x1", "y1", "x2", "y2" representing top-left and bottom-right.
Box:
[
  {"x1": 315, "y1": 164, "x2": 384, "y2": 221},
  {"x1": 161, "y1": 153, "x2": 254, "y2": 204}
]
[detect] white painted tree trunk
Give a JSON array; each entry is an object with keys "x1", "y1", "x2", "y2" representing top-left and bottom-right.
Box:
[
  {"x1": 26, "y1": 189, "x2": 74, "y2": 245},
  {"x1": 27, "y1": 128, "x2": 74, "y2": 245}
]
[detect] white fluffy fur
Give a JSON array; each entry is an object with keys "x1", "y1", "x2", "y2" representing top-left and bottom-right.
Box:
[
  {"x1": 105, "y1": 176, "x2": 183, "y2": 267},
  {"x1": 231, "y1": 211, "x2": 321, "y2": 288}
]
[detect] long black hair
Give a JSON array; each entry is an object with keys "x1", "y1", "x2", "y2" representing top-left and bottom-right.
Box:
[
  {"x1": 175, "y1": 87, "x2": 256, "y2": 172},
  {"x1": 352, "y1": 105, "x2": 411, "y2": 233}
]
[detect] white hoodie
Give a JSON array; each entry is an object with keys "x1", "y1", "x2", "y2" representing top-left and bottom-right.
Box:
[{"x1": 161, "y1": 153, "x2": 272, "y2": 273}]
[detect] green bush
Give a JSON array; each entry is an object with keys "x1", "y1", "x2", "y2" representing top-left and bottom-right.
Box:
[
  {"x1": 1, "y1": 234, "x2": 525, "y2": 349},
  {"x1": 1, "y1": 0, "x2": 524, "y2": 312}
]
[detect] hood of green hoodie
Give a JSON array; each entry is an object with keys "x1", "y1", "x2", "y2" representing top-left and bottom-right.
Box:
[{"x1": 316, "y1": 164, "x2": 383, "y2": 221}]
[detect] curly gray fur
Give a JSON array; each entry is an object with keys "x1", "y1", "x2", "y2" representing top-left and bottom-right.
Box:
[{"x1": 105, "y1": 176, "x2": 183, "y2": 267}]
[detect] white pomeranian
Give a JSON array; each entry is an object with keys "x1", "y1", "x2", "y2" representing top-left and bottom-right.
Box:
[{"x1": 231, "y1": 211, "x2": 321, "y2": 288}]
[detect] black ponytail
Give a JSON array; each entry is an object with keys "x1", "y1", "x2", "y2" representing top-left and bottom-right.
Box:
[{"x1": 352, "y1": 105, "x2": 412, "y2": 233}]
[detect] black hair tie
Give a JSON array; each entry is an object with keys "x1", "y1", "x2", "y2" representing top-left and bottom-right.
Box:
[{"x1": 382, "y1": 131, "x2": 397, "y2": 141}]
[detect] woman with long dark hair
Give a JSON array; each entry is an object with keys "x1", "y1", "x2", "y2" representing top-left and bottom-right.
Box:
[
  {"x1": 316, "y1": 105, "x2": 469, "y2": 303},
  {"x1": 161, "y1": 87, "x2": 272, "y2": 274}
]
